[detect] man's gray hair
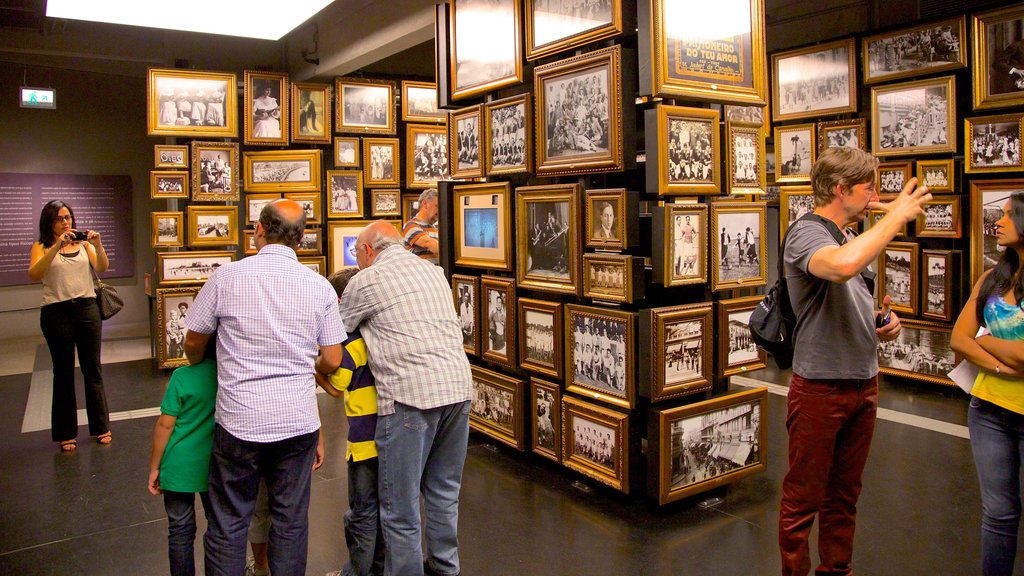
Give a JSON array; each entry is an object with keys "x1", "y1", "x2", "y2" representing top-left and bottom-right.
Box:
[{"x1": 418, "y1": 188, "x2": 438, "y2": 204}]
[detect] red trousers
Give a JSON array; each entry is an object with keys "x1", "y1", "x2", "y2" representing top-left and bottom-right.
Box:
[{"x1": 779, "y1": 373, "x2": 878, "y2": 576}]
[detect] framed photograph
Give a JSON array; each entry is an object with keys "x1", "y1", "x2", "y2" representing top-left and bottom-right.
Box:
[
  {"x1": 773, "y1": 124, "x2": 816, "y2": 183},
  {"x1": 878, "y1": 161, "x2": 913, "y2": 195},
  {"x1": 534, "y1": 45, "x2": 624, "y2": 177},
  {"x1": 779, "y1": 185, "x2": 815, "y2": 241},
  {"x1": 565, "y1": 304, "x2": 636, "y2": 410},
  {"x1": 191, "y1": 141, "x2": 239, "y2": 202},
  {"x1": 370, "y1": 189, "x2": 401, "y2": 218},
  {"x1": 878, "y1": 241, "x2": 919, "y2": 315},
  {"x1": 771, "y1": 38, "x2": 856, "y2": 122},
  {"x1": 296, "y1": 228, "x2": 322, "y2": 256},
  {"x1": 922, "y1": 250, "x2": 957, "y2": 322},
  {"x1": 362, "y1": 138, "x2": 401, "y2": 188},
  {"x1": 862, "y1": 16, "x2": 967, "y2": 84},
  {"x1": 449, "y1": 0, "x2": 522, "y2": 100},
  {"x1": 817, "y1": 118, "x2": 867, "y2": 153},
  {"x1": 965, "y1": 113, "x2": 1024, "y2": 173},
  {"x1": 480, "y1": 275, "x2": 516, "y2": 369},
  {"x1": 284, "y1": 192, "x2": 321, "y2": 225},
  {"x1": 640, "y1": 303, "x2": 713, "y2": 403},
  {"x1": 530, "y1": 378, "x2": 562, "y2": 463},
  {"x1": 469, "y1": 365, "x2": 526, "y2": 450},
  {"x1": 583, "y1": 254, "x2": 643, "y2": 304},
  {"x1": 516, "y1": 183, "x2": 581, "y2": 295},
  {"x1": 333, "y1": 137, "x2": 360, "y2": 168},
  {"x1": 866, "y1": 200, "x2": 908, "y2": 236},
  {"x1": 151, "y1": 211, "x2": 184, "y2": 248},
  {"x1": 484, "y1": 94, "x2": 532, "y2": 176},
  {"x1": 711, "y1": 202, "x2": 768, "y2": 291},
  {"x1": 585, "y1": 188, "x2": 637, "y2": 251},
  {"x1": 244, "y1": 70, "x2": 288, "y2": 146},
  {"x1": 727, "y1": 122, "x2": 766, "y2": 195},
  {"x1": 147, "y1": 68, "x2": 237, "y2": 138},
  {"x1": 402, "y1": 193, "x2": 421, "y2": 223},
  {"x1": 449, "y1": 105, "x2": 484, "y2": 179},
  {"x1": 561, "y1": 396, "x2": 630, "y2": 493},
  {"x1": 154, "y1": 145, "x2": 187, "y2": 169},
  {"x1": 156, "y1": 286, "x2": 202, "y2": 369},
  {"x1": 156, "y1": 250, "x2": 235, "y2": 285},
  {"x1": 452, "y1": 274, "x2": 481, "y2": 356},
  {"x1": 871, "y1": 76, "x2": 956, "y2": 157},
  {"x1": 525, "y1": 0, "x2": 623, "y2": 60},
  {"x1": 243, "y1": 230, "x2": 257, "y2": 255},
  {"x1": 401, "y1": 80, "x2": 445, "y2": 123},
  {"x1": 649, "y1": 387, "x2": 767, "y2": 505},
  {"x1": 640, "y1": 0, "x2": 767, "y2": 105},
  {"x1": 188, "y1": 206, "x2": 238, "y2": 248},
  {"x1": 973, "y1": 5, "x2": 1024, "y2": 111},
  {"x1": 878, "y1": 319, "x2": 958, "y2": 387},
  {"x1": 647, "y1": 104, "x2": 720, "y2": 195},
  {"x1": 327, "y1": 220, "x2": 399, "y2": 274},
  {"x1": 150, "y1": 170, "x2": 188, "y2": 199},
  {"x1": 326, "y1": 170, "x2": 364, "y2": 219},
  {"x1": 725, "y1": 105, "x2": 766, "y2": 127},
  {"x1": 454, "y1": 182, "x2": 512, "y2": 271},
  {"x1": 970, "y1": 179, "x2": 1024, "y2": 283},
  {"x1": 717, "y1": 296, "x2": 769, "y2": 377},
  {"x1": 246, "y1": 193, "x2": 280, "y2": 225},
  {"x1": 406, "y1": 123, "x2": 450, "y2": 190},
  {"x1": 517, "y1": 298, "x2": 563, "y2": 379},
  {"x1": 290, "y1": 82, "x2": 332, "y2": 144},
  {"x1": 916, "y1": 158, "x2": 955, "y2": 192},
  {"x1": 917, "y1": 197, "x2": 961, "y2": 238},
  {"x1": 334, "y1": 77, "x2": 396, "y2": 135},
  {"x1": 299, "y1": 256, "x2": 327, "y2": 276},
  {"x1": 654, "y1": 203, "x2": 708, "y2": 287},
  {"x1": 243, "y1": 149, "x2": 322, "y2": 193}
]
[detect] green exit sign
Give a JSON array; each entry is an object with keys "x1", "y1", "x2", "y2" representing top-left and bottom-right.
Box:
[{"x1": 21, "y1": 87, "x2": 56, "y2": 109}]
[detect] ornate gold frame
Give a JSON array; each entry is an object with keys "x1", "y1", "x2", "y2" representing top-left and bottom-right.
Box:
[
  {"x1": 449, "y1": 105, "x2": 484, "y2": 179},
  {"x1": 921, "y1": 249, "x2": 956, "y2": 322},
  {"x1": 480, "y1": 275, "x2": 516, "y2": 369},
  {"x1": 772, "y1": 38, "x2": 857, "y2": 122},
  {"x1": 561, "y1": 396, "x2": 630, "y2": 493},
  {"x1": 243, "y1": 149, "x2": 322, "y2": 193},
  {"x1": 362, "y1": 137, "x2": 401, "y2": 188},
  {"x1": 530, "y1": 377, "x2": 561, "y2": 463},
  {"x1": 653, "y1": 104, "x2": 721, "y2": 195},
  {"x1": 190, "y1": 141, "x2": 239, "y2": 202},
  {"x1": 290, "y1": 82, "x2": 332, "y2": 144},
  {"x1": 469, "y1": 364, "x2": 526, "y2": 450},
  {"x1": 154, "y1": 145, "x2": 187, "y2": 169},
  {"x1": 150, "y1": 170, "x2": 188, "y2": 200},
  {"x1": 916, "y1": 158, "x2": 955, "y2": 193},
  {"x1": 517, "y1": 298, "x2": 563, "y2": 379},
  {"x1": 326, "y1": 170, "x2": 364, "y2": 219},
  {"x1": 727, "y1": 122, "x2": 766, "y2": 195},
  {"x1": 862, "y1": 15, "x2": 967, "y2": 85},
  {"x1": 973, "y1": 5, "x2": 1024, "y2": 111},
  {"x1": 916, "y1": 196, "x2": 961, "y2": 238},
  {"x1": 970, "y1": 179, "x2": 1024, "y2": 283},
  {"x1": 151, "y1": 211, "x2": 183, "y2": 248},
  {"x1": 452, "y1": 274, "x2": 481, "y2": 357},
  {"x1": 484, "y1": 93, "x2": 532, "y2": 176},
  {"x1": 525, "y1": 0, "x2": 623, "y2": 60},
  {"x1": 188, "y1": 205, "x2": 238, "y2": 248},
  {"x1": 773, "y1": 123, "x2": 816, "y2": 183},
  {"x1": 156, "y1": 286, "x2": 202, "y2": 369},
  {"x1": 454, "y1": 182, "x2": 512, "y2": 271},
  {"x1": 870, "y1": 75, "x2": 957, "y2": 157},
  {"x1": 717, "y1": 296, "x2": 768, "y2": 377},
  {"x1": 515, "y1": 183, "x2": 581, "y2": 295},
  {"x1": 644, "y1": 302, "x2": 713, "y2": 402},
  {"x1": 156, "y1": 250, "x2": 235, "y2": 285},
  {"x1": 965, "y1": 112, "x2": 1024, "y2": 173},
  {"x1": 334, "y1": 77, "x2": 396, "y2": 135},
  {"x1": 878, "y1": 319, "x2": 959, "y2": 386},
  {"x1": 710, "y1": 201, "x2": 768, "y2": 291},
  {"x1": 449, "y1": 0, "x2": 523, "y2": 100},
  {"x1": 878, "y1": 241, "x2": 920, "y2": 315},
  {"x1": 244, "y1": 70, "x2": 289, "y2": 146},
  {"x1": 401, "y1": 81, "x2": 445, "y2": 123},
  {"x1": 565, "y1": 304, "x2": 636, "y2": 410},
  {"x1": 659, "y1": 203, "x2": 708, "y2": 287},
  {"x1": 817, "y1": 118, "x2": 868, "y2": 154},
  {"x1": 147, "y1": 68, "x2": 237, "y2": 138}
]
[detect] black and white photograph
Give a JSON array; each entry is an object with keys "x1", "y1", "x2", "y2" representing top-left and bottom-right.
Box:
[
  {"x1": 572, "y1": 417, "x2": 615, "y2": 470},
  {"x1": 158, "y1": 253, "x2": 233, "y2": 284},
  {"x1": 197, "y1": 148, "x2": 234, "y2": 196},
  {"x1": 297, "y1": 229, "x2": 320, "y2": 254},
  {"x1": 863, "y1": 17, "x2": 966, "y2": 83},
  {"x1": 527, "y1": 0, "x2": 617, "y2": 59},
  {"x1": 668, "y1": 400, "x2": 761, "y2": 490},
  {"x1": 725, "y1": 105, "x2": 765, "y2": 125},
  {"x1": 570, "y1": 313, "x2": 627, "y2": 398},
  {"x1": 247, "y1": 195, "x2": 278, "y2": 224},
  {"x1": 487, "y1": 97, "x2": 529, "y2": 174},
  {"x1": 977, "y1": 187, "x2": 1012, "y2": 279},
  {"x1": 881, "y1": 244, "x2": 918, "y2": 314},
  {"x1": 967, "y1": 115, "x2": 1023, "y2": 172},
  {"x1": 481, "y1": 275, "x2": 516, "y2": 367},
  {"x1": 485, "y1": 288, "x2": 509, "y2": 356},
  {"x1": 920, "y1": 200, "x2": 958, "y2": 236},
  {"x1": 247, "y1": 77, "x2": 284, "y2": 143},
  {"x1": 470, "y1": 378, "x2": 514, "y2": 434},
  {"x1": 403, "y1": 81, "x2": 444, "y2": 122},
  {"x1": 544, "y1": 67, "x2": 610, "y2": 159},
  {"x1": 975, "y1": 6, "x2": 1024, "y2": 109},
  {"x1": 525, "y1": 200, "x2": 571, "y2": 280},
  {"x1": 671, "y1": 211, "x2": 702, "y2": 282},
  {"x1": 533, "y1": 384, "x2": 557, "y2": 454},
  {"x1": 826, "y1": 127, "x2": 859, "y2": 149},
  {"x1": 195, "y1": 214, "x2": 230, "y2": 239},
  {"x1": 327, "y1": 171, "x2": 362, "y2": 218},
  {"x1": 155, "y1": 145, "x2": 187, "y2": 168},
  {"x1": 667, "y1": 117, "x2": 714, "y2": 185},
  {"x1": 408, "y1": 125, "x2": 449, "y2": 188},
  {"x1": 773, "y1": 39, "x2": 855, "y2": 122},
  {"x1": 155, "y1": 175, "x2": 184, "y2": 193},
  {"x1": 341, "y1": 84, "x2": 391, "y2": 129},
  {"x1": 872, "y1": 77, "x2": 955, "y2": 156},
  {"x1": 452, "y1": 0, "x2": 521, "y2": 98},
  {"x1": 592, "y1": 200, "x2": 618, "y2": 241},
  {"x1": 775, "y1": 125, "x2": 814, "y2": 180},
  {"x1": 162, "y1": 296, "x2": 191, "y2": 360},
  {"x1": 334, "y1": 137, "x2": 359, "y2": 167},
  {"x1": 468, "y1": 365, "x2": 525, "y2": 449},
  {"x1": 918, "y1": 160, "x2": 953, "y2": 190},
  {"x1": 878, "y1": 320, "x2": 957, "y2": 384},
  {"x1": 152, "y1": 212, "x2": 182, "y2": 248},
  {"x1": 717, "y1": 296, "x2": 768, "y2": 377},
  {"x1": 524, "y1": 309, "x2": 555, "y2": 367},
  {"x1": 286, "y1": 194, "x2": 319, "y2": 224},
  {"x1": 925, "y1": 253, "x2": 948, "y2": 318},
  {"x1": 251, "y1": 160, "x2": 312, "y2": 184},
  {"x1": 717, "y1": 213, "x2": 762, "y2": 281},
  {"x1": 663, "y1": 319, "x2": 703, "y2": 386},
  {"x1": 455, "y1": 281, "x2": 477, "y2": 351},
  {"x1": 726, "y1": 310, "x2": 758, "y2": 367},
  {"x1": 455, "y1": 112, "x2": 481, "y2": 173},
  {"x1": 818, "y1": 119, "x2": 866, "y2": 153},
  {"x1": 367, "y1": 142, "x2": 395, "y2": 183},
  {"x1": 149, "y1": 69, "x2": 235, "y2": 137},
  {"x1": 587, "y1": 260, "x2": 624, "y2": 292},
  {"x1": 880, "y1": 166, "x2": 907, "y2": 194},
  {"x1": 729, "y1": 125, "x2": 761, "y2": 190},
  {"x1": 293, "y1": 83, "x2": 328, "y2": 142},
  {"x1": 785, "y1": 192, "x2": 814, "y2": 228},
  {"x1": 371, "y1": 190, "x2": 400, "y2": 217}
]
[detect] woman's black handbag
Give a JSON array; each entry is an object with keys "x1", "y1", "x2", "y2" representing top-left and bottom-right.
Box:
[{"x1": 90, "y1": 266, "x2": 124, "y2": 320}]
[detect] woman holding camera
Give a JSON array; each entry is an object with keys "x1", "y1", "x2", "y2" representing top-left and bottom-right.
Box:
[{"x1": 28, "y1": 200, "x2": 111, "y2": 452}]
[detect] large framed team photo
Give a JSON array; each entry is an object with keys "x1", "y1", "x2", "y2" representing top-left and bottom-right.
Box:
[
  {"x1": 525, "y1": 0, "x2": 624, "y2": 61},
  {"x1": 406, "y1": 123, "x2": 449, "y2": 190},
  {"x1": 870, "y1": 76, "x2": 956, "y2": 157},
  {"x1": 484, "y1": 93, "x2": 532, "y2": 176},
  {"x1": 565, "y1": 304, "x2": 636, "y2": 410},
  {"x1": 517, "y1": 298, "x2": 563, "y2": 380},
  {"x1": 647, "y1": 104, "x2": 720, "y2": 195},
  {"x1": 862, "y1": 16, "x2": 967, "y2": 85},
  {"x1": 469, "y1": 365, "x2": 526, "y2": 451},
  {"x1": 561, "y1": 396, "x2": 631, "y2": 493}
]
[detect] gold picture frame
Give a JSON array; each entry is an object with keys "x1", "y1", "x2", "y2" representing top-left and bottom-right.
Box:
[
  {"x1": 640, "y1": 302, "x2": 713, "y2": 403},
  {"x1": 290, "y1": 81, "x2": 332, "y2": 144},
  {"x1": 326, "y1": 170, "x2": 364, "y2": 219},
  {"x1": 862, "y1": 16, "x2": 967, "y2": 85},
  {"x1": 362, "y1": 137, "x2": 401, "y2": 188},
  {"x1": 654, "y1": 203, "x2": 708, "y2": 287},
  {"x1": 565, "y1": 303, "x2": 636, "y2": 410},
  {"x1": 878, "y1": 161, "x2": 913, "y2": 196},
  {"x1": 649, "y1": 104, "x2": 720, "y2": 195},
  {"x1": 283, "y1": 192, "x2": 321, "y2": 225},
  {"x1": 871, "y1": 76, "x2": 957, "y2": 157},
  {"x1": 710, "y1": 201, "x2": 768, "y2": 291},
  {"x1": 561, "y1": 396, "x2": 630, "y2": 493},
  {"x1": 469, "y1": 364, "x2": 526, "y2": 451},
  {"x1": 244, "y1": 70, "x2": 289, "y2": 146},
  {"x1": 717, "y1": 296, "x2": 768, "y2": 377},
  {"x1": 333, "y1": 136, "x2": 360, "y2": 168},
  {"x1": 817, "y1": 118, "x2": 867, "y2": 154},
  {"x1": 327, "y1": 220, "x2": 400, "y2": 274},
  {"x1": 480, "y1": 275, "x2": 516, "y2": 369},
  {"x1": 401, "y1": 80, "x2": 445, "y2": 123},
  {"x1": 370, "y1": 189, "x2": 401, "y2": 218},
  {"x1": 243, "y1": 149, "x2": 322, "y2": 193},
  {"x1": 245, "y1": 193, "x2": 280, "y2": 224},
  {"x1": 296, "y1": 228, "x2": 322, "y2": 256},
  {"x1": 965, "y1": 112, "x2": 1024, "y2": 173},
  {"x1": 517, "y1": 298, "x2": 563, "y2": 379},
  {"x1": 449, "y1": 0, "x2": 523, "y2": 100},
  {"x1": 973, "y1": 5, "x2": 1024, "y2": 111},
  {"x1": 878, "y1": 241, "x2": 919, "y2": 315},
  {"x1": 156, "y1": 250, "x2": 235, "y2": 285},
  {"x1": 530, "y1": 377, "x2": 562, "y2": 463},
  {"x1": 454, "y1": 182, "x2": 512, "y2": 271},
  {"x1": 449, "y1": 105, "x2": 484, "y2": 179},
  {"x1": 727, "y1": 122, "x2": 766, "y2": 195},
  {"x1": 916, "y1": 197, "x2": 961, "y2": 238},
  {"x1": 772, "y1": 38, "x2": 857, "y2": 122},
  {"x1": 516, "y1": 183, "x2": 581, "y2": 295},
  {"x1": 773, "y1": 123, "x2": 816, "y2": 183},
  {"x1": 151, "y1": 211, "x2": 184, "y2": 248},
  {"x1": 188, "y1": 205, "x2": 238, "y2": 248},
  {"x1": 970, "y1": 179, "x2": 1024, "y2": 283},
  {"x1": 147, "y1": 67, "x2": 237, "y2": 138},
  {"x1": 452, "y1": 274, "x2": 481, "y2": 357},
  {"x1": 154, "y1": 145, "x2": 187, "y2": 169},
  {"x1": 150, "y1": 170, "x2": 188, "y2": 200},
  {"x1": 334, "y1": 77, "x2": 396, "y2": 135},
  {"x1": 299, "y1": 256, "x2": 327, "y2": 276},
  {"x1": 779, "y1": 185, "x2": 815, "y2": 242},
  {"x1": 484, "y1": 93, "x2": 532, "y2": 176},
  {"x1": 916, "y1": 158, "x2": 955, "y2": 193},
  {"x1": 582, "y1": 253, "x2": 642, "y2": 304},
  {"x1": 878, "y1": 319, "x2": 959, "y2": 387},
  {"x1": 190, "y1": 141, "x2": 239, "y2": 202},
  {"x1": 525, "y1": 0, "x2": 623, "y2": 60},
  {"x1": 922, "y1": 249, "x2": 957, "y2": 322},
  {"x1": 156, "y1": 286, "x2": 203, "y2": 369},
  {"x1": 406, "y1": 123, "x2": 449, "y2": 190},
  {"x1": 585, "y1": 188, "x2": 628, "y2": 251}
]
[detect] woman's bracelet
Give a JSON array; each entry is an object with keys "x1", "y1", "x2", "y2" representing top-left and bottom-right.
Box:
[{"x1": 996, "y1": 363, "x2": 1002, "y2": 375}]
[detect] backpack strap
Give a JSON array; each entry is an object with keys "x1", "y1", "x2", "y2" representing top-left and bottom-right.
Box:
[{"x1": 790, "y1": 212, "x2": 875, "y2": 293}]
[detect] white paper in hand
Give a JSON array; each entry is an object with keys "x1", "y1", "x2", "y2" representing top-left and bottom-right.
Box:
[{"x1": 948, "y1": 327, "x2": 991, "y2": 394}]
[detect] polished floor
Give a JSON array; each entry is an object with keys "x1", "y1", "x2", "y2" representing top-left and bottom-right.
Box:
[{"x1": 0, "y1": 337, "x2": 1012, "y2": 575}]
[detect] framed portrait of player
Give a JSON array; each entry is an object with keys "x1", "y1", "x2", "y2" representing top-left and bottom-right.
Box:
[
  {"x1": 406, "y1": 123, "x2": 450, "y2": 190},
  {"x1": 727, "y1": 122, "x2": 766, "y2": 195},
  {"x1": 480, "y1": 275, "x2": 516, "y2": 369},
  {"x1": 452, "y1": 274, "x2": 481, "y2": 356},
  {"x1": 917, "y1": 197, "x2": 961, "y2": 238},
  {"x1": 154, "y1": 145, "x2": 187, "y2": 169},
  {"x1": 877, "y1": 161, "x2": 913, "y2": 196},
  {"x1": 151, "y1": 211, "x2": 184, "y2": 249},
  {"x1": 817, "y1": 118, "x2": 867, "y2": 154},
  {"x1": 965, "y1": 113, "x2": 1024, "y2": 173},
  {"x1": 878, "y1": 241, "x2": 919, "y2": 315},
  {"x1": 652, "y1": 203, "x2": 708, "y2": 287},
  {"x1": 779, "y1": 185, "x2": 815, "y2": 241},
  {"x1": 862, "y1": 16, "x2": 967, "y2": 85},
  {"x1": 284, "y1": 192, "x2": 321, "y2": 225},
  {"x1": 449, "y1": 105, "x2": 484, "y2": 179},
  {"x1": 525, "y1": 0, "x2": 623, "y2": 60},
  {"x1": 334, "y1": 77, "x2": 396, "y2": 135},
  {"x1": 771, "y1": 38, "x2": 856, "y2": 123},
  {"x1": 561, "y1": 395, "x2": 630, "y2": 493},
  {"x1": 362, "y1": 138, "x2": 401, "y2": 188},
  {"x1": 585, "y1": 188, "x2": 637, "y2": 251},
  {"x1": 449, "y1": 0, "x2": 522, "y2": 100},
  {"x1": 243, "y1": 149, "x2": 322, "y2": 193},
  {"x1": 370, "y1": 189, "x2": 401, "y2": 218},
  {"x1": 515, "y1": 183, "x2": 581, "y2": 296},
  {"x1": 717, "y1": 296, "x2": 768, "y2": 377},
  {"x1": 870, "y1": 76, "x2": 956, "y2": 157},
  {"x1": 156, "y1": 250, "x2": 235, "y2": 286},
  {"x1": 970, "y1": 179, "x2": 1024, "y2": 283},
  {"x1": 246, "y1": 193, "x2": 280, "y2": 225},
  {"x1": 565, "y1": 304, "x2": 636, "y2": 410},
  {"x1": 401, "y1": 80, "x2": 445, "y2": 123},
  {"x1": 333, "y1": 137, "x2": 360, "y2": 168},
  {"x1": 517, "y1": 298, "x2": 563, "y2": 379},
  {"x1": 648, "y1": 387, "x2": 767, "y2": 505},
  {"x1": 639, "y1": 0, "x2": 767, "y2": 105},
  {"x1": 639, "y1": 303, "x2": 713, "y2": 403},
  {"x1": 647, "y1": 104, "x2": 720, "y2": 195},
  {"x1": 534, "y1": 45, "x2": 624, "y2": 177},
  {"x1": 147, "y1": 68, "x2": 237, "y2": 138},
  {"x1": 327, "y1": 220, "x2": 400, "y2": 274},
  {"x1": 878, "y1": 319, "x2": 959, "y2": 387},
  {"x1": 190, "y1": 141, "x2": 239, "y2": 202},
  {"x1": 773, "y1": 124, "x2": 816, "y2": 183},
  {"x1": 484, "y1": 94, "x2": 532, "y2": 176},
  {"x1": 916, "y1": 159, "x2": 955, "y2": 193},
  {"x1": 325, "y1": 170, "x2": 364, "y2": 219},
  {"x1": 151, "y1": 170, "x2": 188, "y2": 200},
  {"x1": 187, "y1": 205, "x2": 237, "y2": 248},
  {"x1": 469, "y1": 364, "x2": 526, "y2": 451},
  {"x1": 156, "y1": 286, "x2": 202, "y2": 369},
  {"x1": 973, "y1": 5, "x2": 1024, "y2": 111},
  {"x1": 582, "y1": 254, "x2": 643, "y2": 304},
  {"x1": 454, "y1": 182, "x2": 512, "y2": 271},
  {"x1": 296, "y1": 228, "x2": 322, "y2": 256},
  {"x1": 244, "y1": 70, "x2": 289, "y2": 146},
  {"x1": 290, "y1": 82, "x2": 331, "y2": 144},
  {"x1": 922, "y1": 250, "x2": 958, "y2": 322},
  {"x1": 710, "y1": 202, "x2": 768, "y2": 291},
  {"x1": 530, "y1": 378, "x2": 562, "y2": 463},
  {"x1": 299, "y1": 256, "x2": 327, "y2": 277}
]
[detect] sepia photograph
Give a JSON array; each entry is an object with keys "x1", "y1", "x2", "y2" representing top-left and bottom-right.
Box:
[
  {"x1": 156, "y1": 287, "x2": 201, "y2": 368},
  {"x1": 973, "y1": 5, "x2": 1024, "y2": 110},
  {"x1": 152, "y1": 212, "x2": 183, "y2": 248},
  {"x1": 725, "y1": 105, "x2": 766, "y2": 125},
  {"x1": 871, "y1": 76, "x2": 956, "y2": 156},
  {"x1": 486, "y1": 94, "x2": 531, "y2": 175},
  {"x1": 878, "y1": 320, "x2": 957, "y2": 386},
  {"x1": 482, "y1": 275, "x2": 516, "y2": 368},
  {"x1": 291, "y1": 82, "x2": 331, "y2": 144},
  {"x1": 774, "y1": 124, "x2": 815, "y2": 182},
  {"x1": 718, "y1": 296, "x2": 768, "y2": 377},
  {"x1": 450, "y1": 105, "x2": 483, "y2": 178},
  {"x1": 663, "y1": 318, "x2": 704, "y2": 386},
  {"x1": 562, "y1": 396, "x2": 629, "y2": 492},
  {"x1": 917, "y1": 159, "x2": 955, "y2": 192},
  {"x1": 526, "y1": 0, "x2": 621, "y2": 60},
  {"x1": 192, "y1": 142, "x2": 239, "y2": 201},
  {"x1": 878, "y1": 162, "x2": 911, "y2": 195},
  {"x1": 530, "y1": 378, "x2": 561, "y2": 462},
  {"x1": 668, "y1": 206, "x2": 706, "y2": 285},
  {"x1": 451, "y1": 0, "x2": 522, "y2": 99},
  {"x1": 334, "y1": 137, "x2": 359, "y2": 167},
  {"x1": 862, "y1": 16, "x2": 966, "y2": 84},
  {"x1": 147, "y1": 68, "x2": 237, "y2": 138},
  {"x1": 156, "y1": 251, "x2": 234, "y2": 285},
  {"x1": 188, "y1": 206, "x2": 237, "y2": 248},
  {"x1": 518, "y1": 298, "x2": 562, "y2": 379},
  {"x1": 583, "y1": 254, "x2": 639, "y2": 304},
  {"x1": 452, "y1": 275, "x2": 479, "y2": 356},
  {"x1": 966, "y1": 113, "x2": 1024, "y2": 173},
  {"x1": 243, "y1": 149, "x2": 322, "y2": 192},
  {"x1": 772, "y1": 38, "x2": 856, "y2": 122},
  {"x1": 668, "y1": 394, "x2": 762, "y2": 491},
  {"x1": 363, "y1": 138, "x2": 401, "y2": 187},
  {"x1": 469, "y1": 365, "x2": 525, "y2": 450},
  {"x1": 371, "y1": 189, "x2": 401, "y2": 218},
  {"x1": 327, "y1": 170, "x2": 363, "y2": 218},
  {"x1": 151, "y1": 170, "x2": 188, "y2": 199},
  {"x1": 407, "y1": 124, "x2": 449, "y2": 189},
  {"x1": 879, "y1": 242, "x2": 919, "y2": 315},
  {"x1": 651, "y1": 105, "x2": 720, "y2": 195},
  {"x1": 244, "y1": 71, "x2": 288, "y2": 146},
  {"x1": 644, "y1": 303, "x2": 713, "y2": 401},
  {"x1": 401, "y1": 80, "x2": 445, "y2": 123}
]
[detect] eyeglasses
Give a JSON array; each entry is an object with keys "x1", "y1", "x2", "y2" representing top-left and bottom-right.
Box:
[{"x1": 56, "y1": 215, "x2": 73, "y2": 222}]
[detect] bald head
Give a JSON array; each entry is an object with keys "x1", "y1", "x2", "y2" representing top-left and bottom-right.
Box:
[
  {"x1": 355, "y1": 220, "x2": 403, "y2": 269},
  {"x1": 258, "y1": 199, "x2": 306, "y2": 249}
]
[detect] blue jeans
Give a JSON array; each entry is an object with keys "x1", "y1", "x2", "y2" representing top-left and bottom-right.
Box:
[
  {"x1": 344, "y1": 457, "x2": 385, "y2": 576},
  {"x1": 203, "y1": 425, "x2": 318, "y2": 576},
  {"x1": 969, "y1": 397, "x2": 1024, "y2": 576},
  {"x1": 163, "y1": 490, "x2": 211, "y2": 576},
  {"x1": 377, "y1": 401, "x2": 470, "y2": 576}
]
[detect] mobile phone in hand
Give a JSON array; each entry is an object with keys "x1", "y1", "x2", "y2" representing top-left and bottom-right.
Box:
[
  {"x1": 875, "y1": 306, "x2": 891, "y2": 328},
  {"x1": 72, "y1": 230, "x2": 89, "y2": 241}
]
